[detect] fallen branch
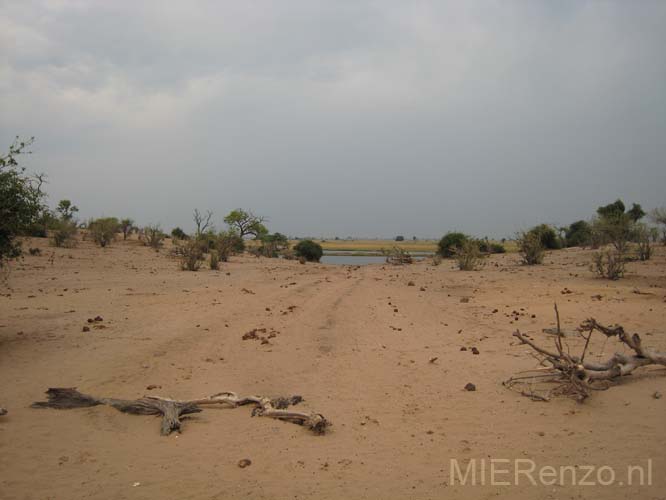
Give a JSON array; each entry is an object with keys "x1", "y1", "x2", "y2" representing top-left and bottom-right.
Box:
[
  {"x1": 508, "y1": 305, "x2": 666, "y2": 401},
  {"x1": 32, "y1": 388, "x2": 329, "y2": 435}
]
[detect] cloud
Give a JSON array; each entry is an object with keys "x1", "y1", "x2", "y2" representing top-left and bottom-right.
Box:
[{"x1": 1, "y1": 0, "x2": 665, "y2": 237}]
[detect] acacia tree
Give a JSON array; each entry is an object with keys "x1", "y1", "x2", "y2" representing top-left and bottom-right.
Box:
[
  {"x1": 56, "y1": 199, "x2": 78, "y2": 221},
  {"x1": 0, "y1": 137, "x2": 44, "y2": 267},
  {"x1": 224, "y1": 209, "x2": 267, "y2": 238},
  {"x1": 120, "y1": 218, "x2": 135, "y2": 240}
]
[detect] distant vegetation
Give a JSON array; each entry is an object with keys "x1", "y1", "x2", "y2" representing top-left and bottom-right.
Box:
[{"x1": 294, "y1": 239, "x2": 323, "y2": 262}]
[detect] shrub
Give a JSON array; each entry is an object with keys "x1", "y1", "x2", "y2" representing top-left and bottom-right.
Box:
[
  {"x1": 28, "y1": 247, "x2": 41, "y2": 256},
  {"x1": 120, "y1": 218, "x2": 135, "y2": 240},
  {"x1": 478, "y1": 239, "x2": 506, "y2": 254},
  {"x1": 209, "y1": 250, "x2": 220, "y2": 270},
  {"x1": 176, "y1": 239, "x2": 204, "y2": 271},
  {"x1": 395, "y1": 235, "x2": 404, "y2": 241},
  {"x1": 437, "y1": 232, "x2": 468, "y2": 258},
  {"x1": 382, "y1": 246, "x2": 413, "y2": 265},
  {"x1": 217, "y1": 230, "x2": 245, "y2": 261},
  {"x1": 527, "y1": 224, "x2": 562, "y2": 250},
  {"x1": 431, "y1": 254, "x2": 443, "y2": 266},
  {"x1": 143, "y1": 224, "x2": 165, "y2": 250},
  {"x1": 171, "y1": 227, "x2": 188, "y2": 240},
  {"x1": 52, "y1": 219, "x2": 78, "y2": 247},
  {"x1": 635, "y1": 224, "x2": 652, "y2": 261},
  {"x1": 454, "y1": 240, "x2": 483, "y2": 270},
  {"x1": 591, "y1": 249, "x2": 624, "y2": 280},
  {"x1": 517, "y1": 231, "x2": 545, "y2": 265},
  {"x1": 89, "y1": 217, "x2": 119, "y2": 247},
  {"x1": 564, "y1": 220, "x2": 592, "y2": 248},
  {"x1": 257, "y1": 232, "x2": 289, "y2": 258},
  {"x1": 294, "y1": 239, "x2": 323, "y2": 262}
]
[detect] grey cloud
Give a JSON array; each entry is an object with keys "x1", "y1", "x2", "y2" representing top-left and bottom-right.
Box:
[{"x1": 1, "y1": 1, "x2": 665, "y2": 238}]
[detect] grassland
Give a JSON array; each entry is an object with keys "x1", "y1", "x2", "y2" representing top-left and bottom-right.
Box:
[{"x1": 308, "y1": 239, "x2": 438, "y2": 253}]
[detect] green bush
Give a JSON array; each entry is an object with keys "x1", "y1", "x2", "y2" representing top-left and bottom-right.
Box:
[
  {"x1": 294, "y1": 239, "x2": 323, "y2": 262},
  {"x1": 217, "y1": 230, "x2": 245, "y2": 261},
  {"x1": 437, "y1": 232, "x2": 468, "y2": 258},
  {"x1": 454, "y1": 240, "x2": 483, "y2": 270},
  {"x1": 517, "y1": 231, "x2": 545, "y2": 265},
  {"x1": 51, "y1": 219, "x2": 78, "y2": 248},
  {"x1": 89, "y1": 217, "x2": 119, "y2": 247},
  {"x1": 257, "y1": 232, "x2": 289, "y2": 258},
  {"x1": 564, "y1": 220, "x2": 592, "y2": 247},
  {"x1": 171, "y1": 227, "x2": 188, "y2": 240},
  {"x1": 527, "y1": 224, "x2": 562, "y2": 250},
  {"x1": 478, "y1": 240, "x2": 506, "y2": 254},
  {"x1": 176, "y1": 239, "x2": 204, "y2": 271},
  {"x1": 209, "y1": 250, "x2": 220, "y2": 270}
]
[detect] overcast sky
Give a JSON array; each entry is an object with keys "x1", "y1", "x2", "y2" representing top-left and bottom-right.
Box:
[{"x1": 2, "y1": 1, "x2": 665, "y2": 238}]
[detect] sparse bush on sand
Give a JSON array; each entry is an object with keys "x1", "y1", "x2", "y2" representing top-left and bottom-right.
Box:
[
  {"x1": 382, "y1": 246, "x2": 413, "y2": 265},
  {"x1": 143, "y1": 224, "x2": 165, "y2": 250},
  {"x1": 591, "y1": 249, "x2": 625, "y2": 280},
  {"x1": 294, "y1": 239, "x2": 323, "y2": 262},
  {"x1": 517, "y1": 231, "x2": 545, "y2": 265},
  {"x1": 454, "y1": 239, "x2": 483, "y2": 270},
  {"x1": 209, "y1": 250, "x2": 220, "y2": 270},
  {"x1": 217, "y1": 230, "x2": 245, "y2": 262},
  {"x1": 88, "y1": 217, "x2": 119, "y2": 247},
  {"x1": 51, "y1": 219, "x2": 78, "y2": 248},
  {"x1": 176, "y1": 239, "x2": 204, "y2": 271}
]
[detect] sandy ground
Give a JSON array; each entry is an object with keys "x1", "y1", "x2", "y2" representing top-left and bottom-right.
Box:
[{"x1": 1, "y1": 237, "x2": 664, "y2": 500}]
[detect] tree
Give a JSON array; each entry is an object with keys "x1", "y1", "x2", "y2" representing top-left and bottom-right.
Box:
[
  {"x1": 171, "y1": 227, "x2": 189, "y2": 240},
  {"x1": 56, "y1": 200, "x2": 78, "y2": 221},
  {"x1": 0, "y1": 137, "x2": 44, "y2": 267},
  {"x1": 526, "y1": 224, "x2": 562, "y2": 250},
  {"x1": 564, "y1": 220, "x2": 592, "y2": 248},
  {"x1": 395, "y1": 235, "x2": 404, "y2": 241},
  {"x1": 120, "y1": 218, "x2": 135, "y2": 240},
  {"x1": 224, "y1": 209, "x2": 267, "y2": 238},
  {"x1": 627, "y1": 203, "x2": 645, "y2": 223},
  {"x1": 193, "y1": 209, "x2": 213, "y2": 237}
]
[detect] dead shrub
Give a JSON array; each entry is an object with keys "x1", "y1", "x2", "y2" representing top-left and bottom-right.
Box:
[
  {"x1": 176, "y1": 239, "x2": 204, "y2": 271},
  {"x1": 143, "y1": 224, "x2": 165, "y2": 251},
  {"x1": 591, "y1": 249, "x2": 625, "y2": 280}
]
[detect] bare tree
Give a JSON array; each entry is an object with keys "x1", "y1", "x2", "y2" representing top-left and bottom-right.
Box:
[{"x1": 193, "y1": 209, "x2": 213, "y2": 237}]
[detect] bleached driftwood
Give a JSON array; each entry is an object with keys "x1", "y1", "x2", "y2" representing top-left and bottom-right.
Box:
[
  {"x1": 32, "y1": 388, "x2": 329, "y2": 435},
  {"x1": 507, "y1": 305, "x2": 666, "y2": 401}
]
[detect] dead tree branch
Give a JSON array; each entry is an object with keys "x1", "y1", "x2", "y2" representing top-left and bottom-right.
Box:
[
  {"x1": 507, "y1": 306, "x2": 666, "y2": 401},
  {"x1": 32, "y1": 388, "x2": 329, "y2": 436}
]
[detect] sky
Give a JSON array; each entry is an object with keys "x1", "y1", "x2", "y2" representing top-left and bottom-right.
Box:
[{"x1": 1, "y1": 1, "x2": 665, "y2": 238}]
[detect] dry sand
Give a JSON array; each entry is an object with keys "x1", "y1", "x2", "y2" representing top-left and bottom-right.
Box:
[{"x1": 1, "y1": 238, "x2": 664, "y2": 499}]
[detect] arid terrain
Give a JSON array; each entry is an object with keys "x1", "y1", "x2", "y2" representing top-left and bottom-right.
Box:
[{"x1": 1, "y1": 237, "x2": 664, "y2": 500}]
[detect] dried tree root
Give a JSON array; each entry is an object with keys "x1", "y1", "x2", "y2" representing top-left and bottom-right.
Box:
[
  {"x1": 510, "y1": 311, "x2": 666, "y2": 400},
  {"x1": 32, "y1": 388, "x2": 329, "y2": 436}
]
